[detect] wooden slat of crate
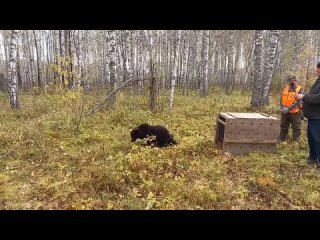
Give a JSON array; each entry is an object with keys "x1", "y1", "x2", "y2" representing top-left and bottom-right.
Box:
[
  {"x1": 223, "y1": 117, "x2": 235, "y2": 139},
  {"x1": 219, "y1": 112, "x2": 235, "y2": 119},
  {"x1": 221, "y1": 112, "x2": 278, "y2": 120},
  {"x1": 223, "y1": 142, "x2": 277, "y2": 155},
  {"x1": 224, "y1": 139, "x2": 278, "y2": 143},
  {"x1": 224, "y1": 118, "x2": 279, "y2": 141}
]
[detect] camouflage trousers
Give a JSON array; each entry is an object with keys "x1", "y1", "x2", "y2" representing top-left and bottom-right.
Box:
[{"x1": 279, "y1": 111, "x2": 302, "y2": 142}]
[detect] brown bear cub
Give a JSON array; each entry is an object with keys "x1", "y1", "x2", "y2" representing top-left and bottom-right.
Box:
[{"x1": 130, "y1": 123, "x2": 177, "y2": 147}]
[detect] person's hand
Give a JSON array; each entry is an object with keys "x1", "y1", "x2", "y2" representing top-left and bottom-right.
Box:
[
  {"x1": 281, "y1": 107, "x2": 289, "y2": 114},
  {"x1": 295, "y1": 94, "x2": 304, "y2": 100}
]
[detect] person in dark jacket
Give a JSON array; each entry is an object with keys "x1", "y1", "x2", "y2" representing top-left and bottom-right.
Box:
[{"x1": 296, "y1": 62, "x2": 320, "y2": 165}]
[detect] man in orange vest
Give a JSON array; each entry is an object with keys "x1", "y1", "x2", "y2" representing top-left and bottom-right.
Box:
[{"x1": 279, "y1": 75, "x2": 304, "y2": 142}]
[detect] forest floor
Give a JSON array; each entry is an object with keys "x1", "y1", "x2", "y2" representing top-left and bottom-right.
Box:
[{"x1": 1, "y1": 88, "x2": 320, "y2": 210}]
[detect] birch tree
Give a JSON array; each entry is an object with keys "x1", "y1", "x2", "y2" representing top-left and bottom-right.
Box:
[
  {"x1": 7, "y1": 30, "x2": 19, "y2": 109},
  {"x1": 225, "y1": 31, "x2": 234, "y2": 94},
  {"x1": 169, "y1": 30, "x2": 181, "y2": 110},
  {"x1": 200, "y1": 30, "x2": 209, "y2": 97},
  {"x1": 250, "y1": 30, "x2": 264, "y2": 108},
  {"x1": 260, "y1": 30, "x2": 280, "y2": 106},
  {"x1": 106, "y1": 30, "x2": 117, "y2": 108}
]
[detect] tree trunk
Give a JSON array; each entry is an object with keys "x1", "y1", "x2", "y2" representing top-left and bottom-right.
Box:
[
  {"x1": 243, "y1": 35, "x2": 255, "y2": 90},
  {"x1": 119, "y1": 31, "x2": 128, "y2": 82},
  {"x1": 127, "y1": 30, "x2": 133, "y2": 80},
  {"x1": 207, "y1": 31, "x2": 214, "y2": 88},
  {"x1": 68, "y1": 30, "x2": 74, "y2": 89},
  {"x1": 213, "y1": 32, "x2": 220, "y2": 84},
  {"x1": 250, "y1": 30, "x2": 264, "y2": 108},
  {"x1": 220, "y1": 33, "x2": 227, "y2": 88},
  {"x1": 45, "y1": 31, "x2": 51, "y2": 85},
  {"x1": 26, "y1": 32, "x2": 34, "y2": 88},
  {"x1": 182, "y1": 31, "x2": 191, "y2": 95},
  {"x1": 16, "y1": 47, "x2": 22, "y2": 90},
  {"x1": 200, "y1": 30, "x2": 209, "y2": 97},
  {"x1": 317, "y1": 31, "x2": 320, "y2": 63},
  {"x1": 169, "y1": 30, "x2": 181, "y2": 110},
  {"x1": 165, "y1": 30, "x2": 171, "y2": 90},
  {"x1": 3, "y1": 31, "x2": 10, "y2": 80},
  {"x1": 137, "y1": 30, "x2": 144, "y2": 93},
  {"x1": 225, "y1": 31, "x2": 234, "y2": 95},
  {"x1": 232, "y1": 39, "x2": 241, "y2": 91},
  {"x1": 59, "y1": 30, "x2": 64, "y2": 86},
  {"x1": 53, "y1": 30, "x2": 58, "y2": 84},
  {"x1": 106, "y1": 30, "x2": 117, "y2": 108},
  {"x1": 260, "y1": 30, "x2": 280, "y2": 106},
  {"x1": 7, "y1": 30, "x2": 19, "y2": 109},
  {"x1": 149, "y1": 74, "x2": 157, "y2": 113},
  {"x1": 33, "y1": 30, "x2": 42, "y2": 88},
  {"x1": 0, "y1": 73, "x2": 6, "y2": 92}
]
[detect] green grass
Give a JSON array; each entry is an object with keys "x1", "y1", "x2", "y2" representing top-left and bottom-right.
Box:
[{"x1": 0, "y1": 89, "x2": 319, "y2": 210}]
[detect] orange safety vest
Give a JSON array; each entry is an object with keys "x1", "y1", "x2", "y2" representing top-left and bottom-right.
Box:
[{"x1": 281, "y1": 85, "x2": 303, "y2": 113}]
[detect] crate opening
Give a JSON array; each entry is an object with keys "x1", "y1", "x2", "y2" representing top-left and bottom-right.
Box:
[{"x1": 216, "y1": 120, "x2": 225, "y2": 147}]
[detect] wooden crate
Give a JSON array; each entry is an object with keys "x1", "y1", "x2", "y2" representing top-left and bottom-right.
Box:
[{"x1": 214, "y1": 112, "x2": 280, "y2": 155}]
